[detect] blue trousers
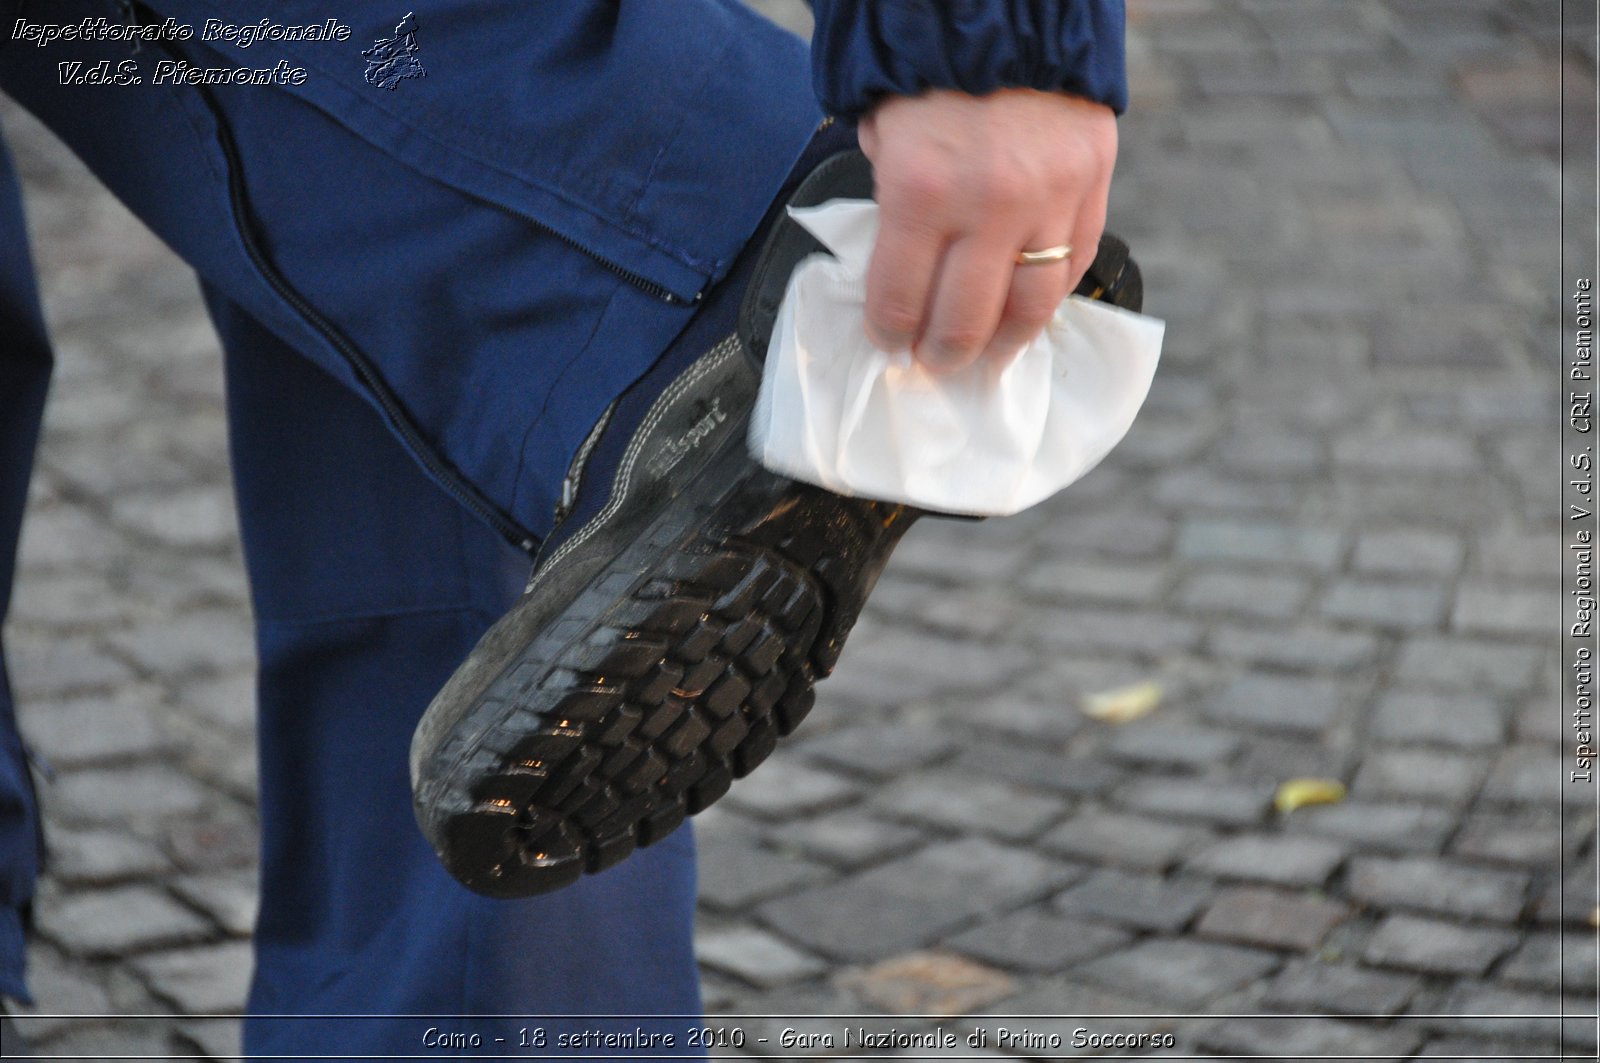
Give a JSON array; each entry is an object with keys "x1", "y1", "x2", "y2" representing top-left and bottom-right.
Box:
[{"x1": 0, "y1": 1, "x2": 822, "y2": 1056}]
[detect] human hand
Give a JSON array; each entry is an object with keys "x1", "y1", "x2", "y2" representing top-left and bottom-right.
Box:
[{"x1": 857, "y1": 88, "x2": 1118, "y2": 373}]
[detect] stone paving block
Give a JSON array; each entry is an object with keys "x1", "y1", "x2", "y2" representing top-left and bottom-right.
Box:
[
  {"x1": 890, "y1": 527, "x2": 1025, "y2": 584},
  {"x1": 946, "y1": 909, "x2": 1132, "y2": 973},
  {"x1": 1114, "y1": 778, "x2": 1273, "y2": 828},
  {"x1": 8, "y1": 569, "x2": 136, "y2": 629},
  {"x1": 8, "y1": 632, "x2": 137, "y2": 698},
  {"x1": 50, "y1": 764, "x2": 215, "y2": 825},
  {"x1": 822, "y1": 630, "x2": 1034, "y2": 707},
  {"x1": 698, "y1": 838, "x2": 832, "y2": 912},
  {"x1": 1027, "y1": 559, "x2": 1171, "y2": 605},
  {"x1": 1453, "y1": 583, "x2": 1556, "y2": 637},
  {"x1": 1175, "y1": 518, "x2": 1344, "y2": 570},
  {"x1": 794, "y1": 723, "x2": 955, "y2": 779},
  {"x1": 1369, "y1": 689, "x2": 1507, "y2": 748},
  {"x1": 1074, "y1": 938, "x2": 1280, "y2": 1009},
  {"x1": 105, "y1": 609, "x2": 257, "y2": 679},
  {"x1": 720, "y1": 759, "x2": 859, "y2": 819},
  {"x1": 14, "y1": 504, "x2": 130, "y2": 572},
  {"x1": 1352, "y1": 529, "x2": 1466, "y2": 576},
  {"x1": 46, "y1": 826, "x2": 171, "y2": 886},
  {"x1": 130, "y1": 941, "x2": 252, "y2": 1013},
  {"x1": 1196, "y1": 886, "x2": 1348, "y2": 951},
  {"x1": 1040, "y1": 809, "x2": 1214, "y2": 872},
  {"x1": 1473, "y1": 528, "x2": 1563, "y2": 580},
  {"x1": 1184, "y1": 834, "x2": 1349, "y2": 888},
  {"x1": 1031, "y1": 605, "x2": 1203, "y2": 655},
  {"x1": 110, "y1": 485, "x2": 239, "y2": 549},
  {"x1": 177, "y1": 672, "x2": 256, "y2": 732},
  {"x1": 695, "y1": 925, "x2": 828, "y2": 987},
  {"x1": 170, "y1": 873, "x2": 259, "y2": 938},
  {"x1": 16, "y1": 688, "x2": 176, "y2": 769},
  {"x1": 1051, "y1": 870, "x2": 1212, "y2": 933},
  {"x1": 837, "y1": 950, "x2": 1015, "y2": 1015},
  {"x1": 1202, "y1": 673, "x2": 1345, "y2": 735},
  {"x1": 1498, "y1": 931, "x2": 1600, "y2": 993},
  {"x1": 757, "y1": 839, "x2": 1078, "y2": 961},
  {"x1": 1151, "y1": 467, "x2": 1300, "y2": 514},
  {"x1": 176, "y1": 1019, "x2": 243, "y2": 1063},
  {"x1": 1331, "y1": 429, "x2": 1478, "y2": 474},
  {"x1": 162, "y1": 807, "x2": 260, "y2": 872},
  {"x1": 1452, "y1": 809, "x2": 1572, "y2": 867},
  {"x1": 768, "y1": 812, "x2": 925, "y2": 870},
  {"x1": 30, "y1": 1023, "x2": 174, "y2": 1061},
  {"x1": 1194, "y1": 1015, "x2": 1422, "y2": 1060},
  {"x1": 1318, "y1": 579, "x2": 1448, "y2": 629},
  {"x1": 1260, "y1": 960, "x2": 1421, "y2": 1016},
  {"x1": 1362, "y1": 914, "x2": 1518, "y2": 976},
  {"x1": 1296, "y1": 801, "x2": 1456, "y2": 853},
  {"x1": 1175, "y1": 570, "x2": 1310, "y2": 619},
  {"x1": 1104, "y1": 724, "x2": 1243, "y2": 770},
  {"x1": 1351, "y1": 747, "x2": 1488, "y2": 804},
  {"x1": 5, "y1": 947, "x2": 114, "y2": 1039},
  {"x1": 1229, "y1": 733, "x2": 1356, "y2": 785},
  {"x1": 1346, "y1": 856, "x2": 1530, "y2": 921},
  {"x1": 975, "y1": 977, "x2": 1170, "y2": 1054},
  {"x1": 961, "y1": 692, "x2": 1086, "y2": 744},
  {"x1": 1395, "y1": 636, "x2": 1543, "y2": 693},
  {"x1": 870, "y1": 772, "x2": 1066, "y2": 842},
  {"x1": 917, "y1": 586, "x2": 1024, "y2": 640},
  {"x1": 1431, "y1": 983, "x2": 1597, "y2": 1051},
  {"x1": 1036, "y1": 507, "x2": 1175, "y2": 558},
  {"x1": 950, "y1": 742, "x2": 1125, "y2": 797},
  {"x1": 1208, "y1": 624, "x2": 1381, "y2": 673},
  {"x1": 1483, "y1": 744, "x2": 1585, "y2": 805},
  {"x1": 37, "y1": 885, "x2": 213, "y2": 958}
]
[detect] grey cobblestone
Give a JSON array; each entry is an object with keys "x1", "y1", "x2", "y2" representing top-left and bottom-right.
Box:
[
  {"x1": 870, "y1": 772, "x2": 1065, "y2": 842},
  {"x1": 1195, "y1": 886, "x2": 1349, "y2": 951},
  {"x1": 1260, "y1": 960, "x2": 1421, "y2": 1016},
  {"x1": 1352, "y1": 528, "x2": 1467, "y2": 577},
  {"x1": 1394, "y1": 636, "x2": 1543, "y2": 693},
  {"x1": 1297, "y1": 801, "x2": 1457, "y2": 853},
  {"x1": 1104, "y1": 723, "x2": 1243, "y2": 770},
  {"x1": 37, "y1": 886, "x2": 213, "y2": 959},
  {"x1": 1369, "y1": 689, "x2": 1507, "y2": 748},
  {"x1": 1074, "y1": 938, "x2": 1280, "y2": 1009},
  {"x1": 1319, "y1": 580, "x2": 1449, "y2": 629},
  {"x1": 946, "y1": 910, "x2": 1131, "y2": 973},
  {"x1": 1351, "y1": 747, "x2": 1488, "y2": 804},
  {"x1": 130, "y1": 942, "x2": 252, "y2": 1013},
  {"x1": 1052, "y1": 869, "x2": 1213, "y2": 933},
  {"x1": 1345, "y1": 856, "x2": 1530, "y2": 921},
  {"x1": 1208, "y1": 623, "x2": 1382, "y2": 673},
  {"x1": 1184, "y1": 834, "x2": 1349, "y2": 888},
  {"x1": 1041, "y1": 809, "x2": 1215, "y2": 872},
  {"x1": 694, "y1": 925, "x2": 827, "y2": 987},
  {"x1": 1195, "y1": 1015, "x2": 1422, "y2": 1061},
  {"x1": 1362, "y1": 914, "x2": 1519, "y2": 976},
  {"x1": 1202, "y1": 674, "x2": 1344, "y2": 734},
  {"x1": 1114, "y1": 778, "x2": 1274, "y2": 828},
  {"x1": 1175, "y1": 570, "x2": 1310, "y2": 619}
]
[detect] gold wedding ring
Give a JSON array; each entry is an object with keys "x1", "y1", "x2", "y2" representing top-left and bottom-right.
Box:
[{"x1": 1015, "y1": 244, "x2": 1073, "y2": 265}]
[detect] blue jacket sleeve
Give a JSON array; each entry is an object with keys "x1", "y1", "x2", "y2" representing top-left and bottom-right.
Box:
[{"x1": 809, "y1": 0, "x2": 1128, "y2": 119}]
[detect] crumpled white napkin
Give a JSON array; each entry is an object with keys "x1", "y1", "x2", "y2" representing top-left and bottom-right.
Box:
[{"x1": 747, "y1": 200, "x2": 1165, "y2": 516}]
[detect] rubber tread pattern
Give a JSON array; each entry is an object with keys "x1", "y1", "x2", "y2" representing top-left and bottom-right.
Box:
[{"x1": 436, "y1": 513, "x2": 877, "y2": 897}]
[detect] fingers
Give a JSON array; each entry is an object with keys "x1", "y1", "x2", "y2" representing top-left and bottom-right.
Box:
[
  {"x1": 862, "y1": 199, "x2": 944, "y2": 354},
  {"x1": 981, "y1": 247, "x2": 1071, "y2": 365},
  {"x1": 918, "y1": 236, "x2": 1018, "y2": 372}
]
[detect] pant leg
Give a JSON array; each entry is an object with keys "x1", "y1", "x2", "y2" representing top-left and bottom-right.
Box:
[
  {"x1": 0, "y1": 0, "x2": 821, "y2": 545},
  {"x1": 0, "y1": 131, "x2": 52, "y2": 1004},
  {"x1": 210, "y1": 293, "x2": 703, "y2": 1061}
]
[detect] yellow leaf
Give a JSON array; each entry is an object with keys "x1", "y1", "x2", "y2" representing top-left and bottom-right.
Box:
[
  {"x1": 1079, "y1": 681, "x2": 1163, "y2": 724},
  {"x1": 1274, "y1": 778, "x2": 1347, "y2": 814}
]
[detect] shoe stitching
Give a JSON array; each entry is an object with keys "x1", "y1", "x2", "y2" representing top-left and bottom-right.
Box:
[{"x1": 525, "y1": 333, "x2": 742, "y2": 594}]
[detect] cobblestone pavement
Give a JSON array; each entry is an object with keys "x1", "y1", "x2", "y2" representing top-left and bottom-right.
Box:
[{"x1": 1, "y1": 0, "x2": 1594, "y2": 1059}]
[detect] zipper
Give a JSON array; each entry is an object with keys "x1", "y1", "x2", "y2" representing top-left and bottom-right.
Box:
[
  {"x1": 130, "y1": 2, "x2": 541, "y2": 553},
  {"x1": 513, "y1": 216, "x2": 701, "y2": 307},
  {"x1": 554, "y1": 398, "x2": 616, "y2": 525}
]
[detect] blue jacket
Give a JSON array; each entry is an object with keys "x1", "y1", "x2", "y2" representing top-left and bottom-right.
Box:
[{"x1": 138, "y1": 0, "x2": 1126, "y2": 303}]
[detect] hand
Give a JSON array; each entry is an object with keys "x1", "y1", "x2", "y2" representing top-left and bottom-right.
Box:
[{"x1": 858, "y1": 88, "x2": 1118, "y2": 373}]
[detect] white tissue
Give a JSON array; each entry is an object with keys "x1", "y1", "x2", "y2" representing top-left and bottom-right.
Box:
[{"x1": 747, "y1": 199, "x2": 1166, "y2": 516}]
